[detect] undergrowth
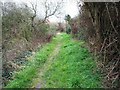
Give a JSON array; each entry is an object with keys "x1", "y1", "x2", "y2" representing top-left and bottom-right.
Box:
[
  {"x1": 43, "y1": 33, "x2": 102, "y2": 88},
  {"x1": 5, "y1": 36, "x2": 59, "y2": 88},
  {"x1": 5, "y1": 33, "x2": 102, "y2": 88}
]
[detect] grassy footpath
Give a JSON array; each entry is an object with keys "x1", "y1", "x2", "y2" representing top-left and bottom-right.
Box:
[
  {"x1": 5, "y1": 33, "x2": 102, "y2": 88},
  {"x1": 5, "y1": 35, "x2": 60, "y2": 88},
  {"x1": 43, "y1": 33, "x2": 102, "y2": 88}
]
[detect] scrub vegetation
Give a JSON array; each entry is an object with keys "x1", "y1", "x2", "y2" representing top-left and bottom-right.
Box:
[
  {"x1": 2, "y1": 0, "x2": 119, "y2": 88},
  {"x1": 6, "y1": 33, "x2": 102, "y2": 88}
]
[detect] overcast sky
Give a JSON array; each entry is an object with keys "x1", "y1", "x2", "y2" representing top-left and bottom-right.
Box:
[{"x1": 1, "y1": 0, "x2": 80, "y2": 22}]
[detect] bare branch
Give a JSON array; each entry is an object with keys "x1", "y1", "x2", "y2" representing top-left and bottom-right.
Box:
[
  {"x1": 105, "y1": 3, "x2": 118, "y2": 35},
  {"x1": 29, "y1": 1, "x2": 37, "y2": 31},
  {"x1": 30, "y1": 1, "x2": 37, "y2": 18},
  {"x1": 42, "y1": 0, "x2": 63, "y2": 22}
]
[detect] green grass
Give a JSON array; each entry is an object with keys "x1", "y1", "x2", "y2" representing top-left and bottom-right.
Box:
[
  {"x1": 5, "y1": 36, "x2": 60, "y2": 88},
  {"x1": 43, "y1": 33, "x2": 102, "y2": 88},
  {"x1": 5, "y1": 33, "x2": 102, "y2": 88}
]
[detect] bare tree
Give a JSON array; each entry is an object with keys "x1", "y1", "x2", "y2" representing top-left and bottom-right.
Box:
[
  {"x1": 29, "y1": 1, "x2": 37, "y2": 31},
  {"x1": 42, "y1": 0, "x2": 64, "y2": 23}
]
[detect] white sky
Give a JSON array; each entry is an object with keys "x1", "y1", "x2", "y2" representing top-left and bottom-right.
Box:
[{"x1": 1, "y1": 0, "x2": 80, "y2": 23}]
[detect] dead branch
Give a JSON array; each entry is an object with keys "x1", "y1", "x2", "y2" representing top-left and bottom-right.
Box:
[
  {"x1": 106, "y1": 60, "x2": 119, "y2": 79},
  {"x1": 29, "y1": 1, "x2": 37, "y2": 31},
  {"x1": 42, "y1": 0, "x2": 63, "y2": 23},
  {"x1": 112, "y1": 74, "x2": 119, "y2": 84},
  {"x1": 105, "y1": 39, "x2": 117, "y2": 49},
  {"x1": 105, "y1": 3, "x2": 118, "y2": 34},
  {"x1": 100, "y1": 38, "x2": 107, "y2": 53}
]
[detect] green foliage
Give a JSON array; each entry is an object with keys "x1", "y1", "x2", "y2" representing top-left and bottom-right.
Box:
[
  {"x1": 65, "y1": 14, "x2": 71, "y2": 24},
  {"x1": 2, "y1": 2, "x2": 33, "y2": 41},
  {"x1": 78, "y1": 27, "x2": 88, "y2": 41},
  {"x1": 43, "y1": 33, "x2": 102, "y2": 88},
  {"x1": 65, "y1": 15, "x2": 72, "y2": 34},
  {"x1": 37, "y1": 23, "x2": 49, "y2": 34},
  {"x1": 48, "y1": 24, "x2": 57, "y2": 35},
  {"x1": 5, "y1": 33, "x2": 102, "y2": 88},
  {"x1": 5, "y1": 37, "x2": 58, "y2": 88}
]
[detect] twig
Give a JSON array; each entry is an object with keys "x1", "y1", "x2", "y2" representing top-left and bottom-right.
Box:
[
  {"x1": 113, "y1": 2, "x2": 118, "y2": 17},
  {"x1": 105, "y1": 39, "x2": 117, "y2": 49},
  {"x1": 112, "y1": 74, "x2": 119, "y2": 84},
  {"x1": 100, "y1": 38, "x2": 107, "y2": 53},
  {"x1": 105, "y1": 3, "x2": 118, "y2": 35},
  {"x1": 106, "y1": 60, "x2": 119, "y2": 79}
]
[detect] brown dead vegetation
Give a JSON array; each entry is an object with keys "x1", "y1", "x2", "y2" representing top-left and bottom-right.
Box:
[{"x1": 77, "y1": 2, "x2": 120, "y2": 88}]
